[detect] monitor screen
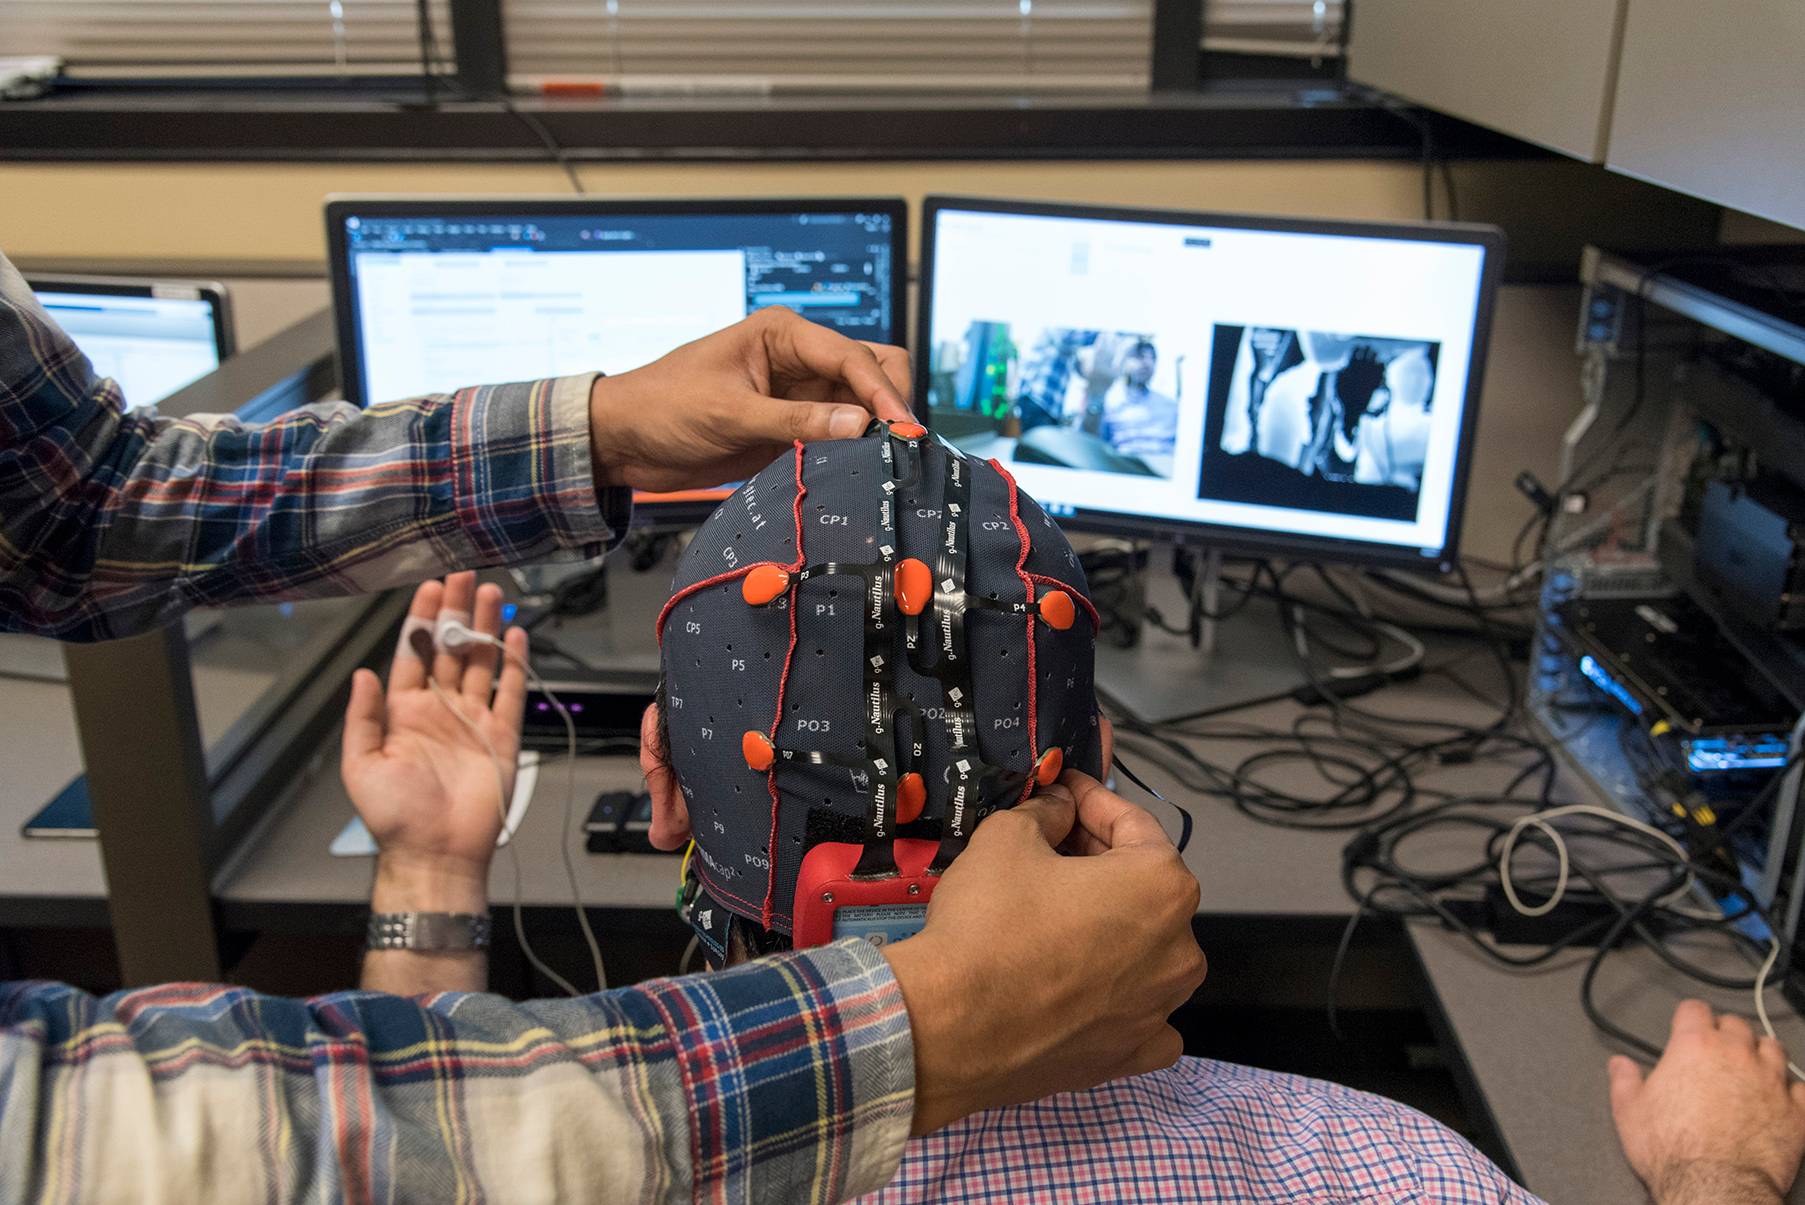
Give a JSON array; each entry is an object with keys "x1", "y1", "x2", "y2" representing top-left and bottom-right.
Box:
[
  {"x1": 329, "y1": 199, "x2": 906, "y2": 518},
  {"x1": 35, "y1": 285, "x2": 226, "y2": 410},
  {"x1": 919, "y1": 199, "x2": 1503, "y2": 568}
]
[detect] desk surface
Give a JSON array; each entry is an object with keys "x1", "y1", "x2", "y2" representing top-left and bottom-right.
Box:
[
  {"x1": 217, "y1": 649, "x2": 1533, "y2": 920},
  {"x1": 1414, "y1": 923, "x2": 1805, "y2": 1204},
  {"x1": 0, "y1": 597, "x2": 369, "y2": 916},
  {"x1": 218, "y1": 561, "x2": 1541, "y2": 922}
]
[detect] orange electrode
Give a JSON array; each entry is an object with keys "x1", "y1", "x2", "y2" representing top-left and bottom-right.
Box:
[
  {"x1": 1039, "y1": 589, "x2": 1076, "y2": 630},
  {"x1": 742, "y1": 730, "x2": 776, "y2": 771},
  {"x1": 895, "y1": 558, "x2": 933, "y2": 616},
  {"x1": 897, "y1": 772, "x2": 927, "y2": 824},
  {"x1": 741, "y1": 563, "x2": 792, "y2": 606}
]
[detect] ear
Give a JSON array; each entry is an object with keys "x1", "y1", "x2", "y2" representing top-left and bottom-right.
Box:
[{"x1": 641, "y1": 703, "x2": 691, "y2": 850}]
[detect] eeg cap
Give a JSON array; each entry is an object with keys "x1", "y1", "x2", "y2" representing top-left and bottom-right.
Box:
[{"x1": 658, "y1": 422, "x2": 1101, "y2": 951}]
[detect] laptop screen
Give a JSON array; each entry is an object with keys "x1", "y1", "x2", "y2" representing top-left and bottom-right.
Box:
[{"x1": 35, "y1": 286, "x2": 226, "y2": 410}]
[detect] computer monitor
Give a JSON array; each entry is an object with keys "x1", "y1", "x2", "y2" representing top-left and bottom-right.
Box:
[
  {"x1": 326, "y1": 197, "x2": 908, "y2": 522},
  {"x1": 29, "y1": 276, "x2": 234, "y2": 410},
  {"x1": 918, "y1": 197, "x2": 1504, "y2": 571}
]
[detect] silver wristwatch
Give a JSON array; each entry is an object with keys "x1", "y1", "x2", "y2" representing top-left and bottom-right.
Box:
[{"x1": 366, "y1": 911, "x2": 492, "y2": 952}]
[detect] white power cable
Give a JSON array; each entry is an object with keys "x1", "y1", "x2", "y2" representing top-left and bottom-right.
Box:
[
  {"x1": 427, "y1": 620, "x2": 608, "y2": 995},
  {"x1": 1755, "y1": 940, "x2": 1805, "y2": 1081},
  {"x1": 1498, "y1": 804, "x2": 1699, "y2": 919},
  {"x1": 1289, "y1": 606, "x2": 1427, "y2": 681}
]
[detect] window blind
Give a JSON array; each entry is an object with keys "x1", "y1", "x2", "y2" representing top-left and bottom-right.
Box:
[
  {"x1": 1204, "y1": 0, "x2": 1343, "y2": 58},
  {"x1": 501, "y1": 1, "x2": 1153, "y2": 93},
  {"x1": 4, "y1": 0, "x2": 452, "y2": 80}
]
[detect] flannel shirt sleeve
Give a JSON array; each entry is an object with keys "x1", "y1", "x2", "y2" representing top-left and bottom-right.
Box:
[
  {"x1": 0, "y1": 939, "x2": 915, "y2": 1204},
  {"x1": 0, "y1": 253, "x2": 632, "y2": 642}
]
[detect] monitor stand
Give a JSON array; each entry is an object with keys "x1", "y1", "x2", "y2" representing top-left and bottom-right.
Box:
[{"x1": 1093, "y1": 549, "x2": 1308, "y2": 726}]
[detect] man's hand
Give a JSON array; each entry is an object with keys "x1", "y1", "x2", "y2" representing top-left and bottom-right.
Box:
[
  {"x1": 588, "y1": 307, "x2": 913, "y2": 492},
  {"x1": 883, "y1": 769, "x2": 1207, "y2": 1135},
  {"x1": 1609, "y1": 1000, "x2": 1805, "y2": 1205},
  {"x1": 1336, "y1": 343, "x2": 1386, "y2": 434},
  {"x1": 638, "y1": 702, "x2": 1203, "y2": 1134},
  {"x1": 1080, "y1": 332, "x2": 1134, "y2": 397},
  {"x1": 342, "y1": 572, "x2": 528, "y2": 992}
]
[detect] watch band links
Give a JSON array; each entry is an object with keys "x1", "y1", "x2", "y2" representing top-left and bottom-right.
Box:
[{"x1": 366, "y1": 911, "x2": 492, "y2": 952}]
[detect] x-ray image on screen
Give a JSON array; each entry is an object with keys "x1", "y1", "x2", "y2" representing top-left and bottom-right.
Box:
[
  {"x1": 1201, "y1": 324, "x2": 1442, "y2": 523},
  {"x1": 932, "y1": 321, "x2": 1184, "y2": 479}
]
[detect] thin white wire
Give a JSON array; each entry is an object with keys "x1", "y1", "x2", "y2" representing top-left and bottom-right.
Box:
[
  {"x1": 425, "y1": 677, "x2": 588, "y2": 996},
  {"x1": 1756, "y1": 710, "x2": 1805, "y2": 1079},
  {"x1": 1501, "y1": 802, "x2": 1805, "y2": 1079},
  {"x1": 423, "y1": 631, "x2": 607, "y2": 994},
  {"x1": 517, "y1": 652, "x2": 610, "y2": 994},
  {"x1": 1289, "y1": 606, "x2": 1427, "y2": 681},
  {"x1": 1754, "y1": 938, "x2": 1805, "y2": 1080},
  {"x1": 1497, "y1": 804, "x2": 1703, "y2": 919}
]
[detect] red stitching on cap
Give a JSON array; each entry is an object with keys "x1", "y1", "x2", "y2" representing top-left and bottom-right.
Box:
[
  {"x1": 989, "y1": 458, "x2": 1040, "y2": 803},
  {"x1": 760, "y1": 441, "x2": 809, "y2": 929},
  {"x1": 697, "y1": 862, "x2": 784, "y2": 923},
  {"x1": 655, "y1": 565, "x2": 757, "y2": 644}
]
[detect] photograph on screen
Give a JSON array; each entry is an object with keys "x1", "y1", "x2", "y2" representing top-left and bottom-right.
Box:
[
  {"x1": 928, "y1": 321, "x2": 1186, "y2": 479},
  {"x1": 1199, "y1": 324, "x2": 1442, "y2": 523}
]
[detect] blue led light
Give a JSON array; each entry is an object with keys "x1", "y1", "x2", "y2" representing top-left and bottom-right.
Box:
[
  {"x1": 1684, "y1": 737, "x2": 1791, "y2": 774},
  {"x1": 501, "y1": 602, "x2": 519, "y2": 624},
  {"x1": 1578, "y1": 654, "x2": 1643, "y2": 716}
]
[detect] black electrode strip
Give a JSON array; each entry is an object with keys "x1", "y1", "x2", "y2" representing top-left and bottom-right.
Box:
[
  {"x1": 759, "y1": 431, "x2": 1026, "y2": 880},
  {"x1": 904, "y1": 445, "x2": 1032, "y2": 872},
  {"x1": 765, "y1": 430, "x2": 928, "y2": 880},
  {"x1": 852, "y1": 438, "x2": 907, "y2": 877},
  {"x1": 766, "y1": 550, "x2": 903, "y2": 881},
  {"x1": 875, "y1": 434, "x2": 928, "y2": 853}
]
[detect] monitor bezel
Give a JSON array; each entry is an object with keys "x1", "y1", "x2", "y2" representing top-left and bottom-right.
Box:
[
  {"x1": 914, "y1": 195, "x2": 1507, "y2": 573},
  {"x1": 27, "y1": 273, "x2": 236, "y2": 363}
]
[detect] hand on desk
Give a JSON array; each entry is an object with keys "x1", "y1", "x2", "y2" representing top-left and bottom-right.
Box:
[
  {"x1": 1610, "y1": 1000, "x2": 1805, "y2": 1205},
  {"x1": 342, "y1": 571, "x2": 528, "y2": 993},
  {"x1": 590, "y1": 306, "x2": 913, "y2": 493}
]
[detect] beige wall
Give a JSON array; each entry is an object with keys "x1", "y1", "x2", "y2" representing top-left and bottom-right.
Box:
[
  {"x1": 7, "y1": 160, "x2": 1436, "y2": 269},
  {"x1": 8, "y1": 155, "x2": 1683, "y2": 566},
  {"x1": 0, "y1": 156, "x2": 1715, "y2": 273}
]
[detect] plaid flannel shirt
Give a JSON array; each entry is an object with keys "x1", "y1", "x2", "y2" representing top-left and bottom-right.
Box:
[
  {"x1": 0, "y1": 254, "x2": 917, "y2": 1200},
  {"x1": 0, "y1": 940, "x2": 913, "y2": 1204},
  {"x1": 868, "y1": 1057, "x2": 1542, "y2": 1205},
  {"x1": 0, "y1": 251, "x2": 630, "y2": 641}
]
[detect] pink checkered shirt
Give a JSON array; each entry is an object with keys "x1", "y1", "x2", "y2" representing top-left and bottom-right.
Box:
[{"x1": 861, "y1": 1056, "x2": 1544, "y2": 1204}]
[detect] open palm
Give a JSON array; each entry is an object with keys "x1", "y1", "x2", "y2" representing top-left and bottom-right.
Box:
[{"x1": 342, "y1": 574, "x2": 529, "y2": 875}]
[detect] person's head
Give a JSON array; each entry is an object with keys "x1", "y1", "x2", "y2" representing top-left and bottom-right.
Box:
[
  {"x1": 1122, "y1": 339, "x2": 1158, "y2": 388},
  {"x1": 1299, "y1": 331, "x2": 1356, "y2": 370},
  {"x1": 645, "y1": 421, "x2": 1104, "y2": 964}
]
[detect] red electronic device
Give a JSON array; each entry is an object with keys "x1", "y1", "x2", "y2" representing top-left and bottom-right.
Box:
[{"x1": 791, "y1": 837, "x2": 941, "y2": 948}]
